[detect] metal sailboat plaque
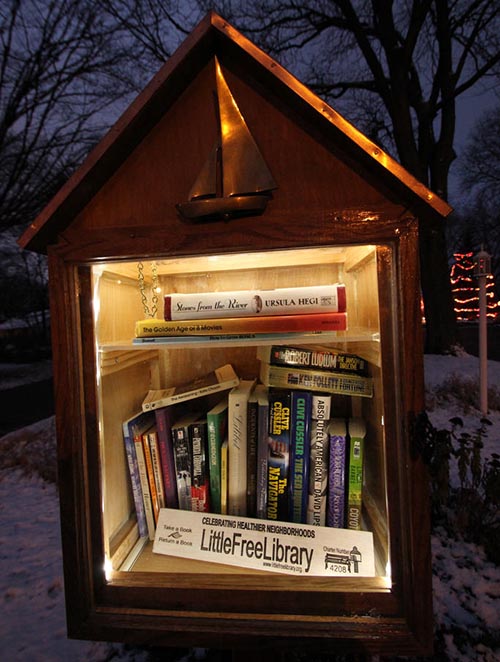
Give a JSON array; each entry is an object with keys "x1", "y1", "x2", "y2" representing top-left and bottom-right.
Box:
[{"x1": 177, "y1": 58, "x2": 277, "y2": 221}]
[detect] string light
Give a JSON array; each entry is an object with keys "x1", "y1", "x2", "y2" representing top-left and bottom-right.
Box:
[{"x1": 450, "y1": 252, "x2": 499, "y2": 321}]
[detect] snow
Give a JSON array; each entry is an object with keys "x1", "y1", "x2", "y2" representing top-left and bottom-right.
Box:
[{"x1": 1, "y1": 353, "x2": 499, "y2": 661}]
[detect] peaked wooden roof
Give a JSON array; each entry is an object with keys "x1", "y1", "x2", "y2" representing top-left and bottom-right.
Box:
[{"x1": 20, "y1": 11, "x2": 451, "y2": 252}]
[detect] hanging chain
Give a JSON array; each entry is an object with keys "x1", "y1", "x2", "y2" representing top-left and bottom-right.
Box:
[{"x1": 137, "y1": 261, "x2": 159, "y2": 318}]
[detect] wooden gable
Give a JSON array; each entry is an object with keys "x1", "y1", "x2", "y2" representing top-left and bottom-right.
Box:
[{"x1": 20, "y1": 11, "x2": 451, "y2": 255}]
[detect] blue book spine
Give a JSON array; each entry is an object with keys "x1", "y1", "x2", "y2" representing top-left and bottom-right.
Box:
[
  {"x1": 327, "y1": 419, "x2": 348, "y2": 528},
  {"x1": 289, "y1": 391, "x2": 312, "y2": 523}
]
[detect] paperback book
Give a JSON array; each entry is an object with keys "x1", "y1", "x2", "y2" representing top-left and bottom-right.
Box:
[
  {"x1": 346, "y1": 418, "x2": 366, "y2": 530},
  {"x1": 257, "y1": 344, "x2": 367, "y2": 375},
  {"x1": 267, "y1": 390, "x2": 292, "y2": 522},
  {"x1": 136, "y1": 312, "x2": 347, "y2": 338},
  {"x1": 255, "y1": 385, "x2": 270, "y2": 520},
  {"x1": 289, "y1": 391, "x2": 312, "y2": 524},
  {"x1": 142, "y1": 364, "x2": 239, "y2": 411},
  {"x1": 190, "y1": 419, "x2": 210, "y2": 513},
  {"x1": 171, "y1": 412, "x2": 201, "y2": 511},
  {"x1": 306, "y1": 394, "x2": 332, "y2": 526},
  {"x1": 326, "y1": 419, "x2": 348, "y2": 528},
  {"x1": 259, "y1": 362, "x2": 373, "y2": 398},
  {"x1": 154, "y1": 406, "x2": 179, "y2": 509},
  {"x1": 206, "y1": 397, "x2": 228, "y2": 514},
  {"x1": 164, "y1": 283, "x2": 346, "y2": 320},
  {"x1": 228, "y1": 379, "x2": 256, "y2": 517}
]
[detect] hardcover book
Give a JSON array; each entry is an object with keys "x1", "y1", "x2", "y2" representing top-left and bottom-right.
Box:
[
  {"x1": 254, "y1": 385, "x2": 270, "y2": 520},
  {"x1": 171, "y1": 412, "x2": 201, "y2": 511},
  {"x1": 142, "y1": 363, "x2": 239, "y2": 411},
  {"x1": 346, "y1": 418, "x2": 367, "y2": 530},
  {"x1": 206, "y1": 397, "x2": 228, "y2": 514},
  {"x1": 257, "y1": 344, "x2": 367, "y2": 375},
  {"x1": 259, "y1": 362, "x2": 373, "y2": 398},
  {"x1": 267, "y1": 390, "x2": 292, "y2": 521},
  {"x1": 228, "y1": 379, "x2": 256, "y2": 517},
  {"x1": 220, "y1": 438, "x2": 228, "y2": 515},
  {"x1": 122, "y1": 411, "x2": 155, "y2": 539},
  {"x1": 326, "y1": 419, "x2": 348, "y2": 528},
  {"x1": 154, "y1": 406, "x2": 179, "y2": 508},
  {"x1": 164, "y1": 283, "x2": 346, "y2": 320},
  {"x1": 190, "y1": 419, "x2": 210, "y2": 513},
  {"x1": 289, "y1": 391, "x2": 312, "y2": 523},
  {"x1": 306, "y1": 394, "x2": 332, "y2": 526},
  {"x1": 136, "y1": 312, "x2": 347, "y2": 338}
]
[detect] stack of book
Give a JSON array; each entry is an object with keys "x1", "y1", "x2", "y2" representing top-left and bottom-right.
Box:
[
  {"x1": 122, "y1": 342, "x2": 371, "y2": 540},
  {"x1": 134, "y1": 282, "x2": 348, "y2": 341}
]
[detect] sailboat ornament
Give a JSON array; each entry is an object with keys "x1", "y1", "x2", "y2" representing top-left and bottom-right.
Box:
[{"x1": 176, "y1": 58, "x2": 277, "y2": 221}]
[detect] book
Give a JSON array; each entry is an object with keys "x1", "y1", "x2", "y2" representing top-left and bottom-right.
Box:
[
  {"x1": 220, "y1": 438, "x2": 228, "y2": 515},
  {"x1": 142, "y1": 363, "x2": 239, "y2": 411},
  {"x1": 190, "y1": 419, "x2": 210, "y2": 513},
  {"x1": 266, "y1": 390, "x2": 292, "y2": 521},
  {"x1": 148, "y1": 427, "x2": 166, "y2": 510},
  {"x1": 122, "y1": 411, "x2": 154, "y2": 539},
  {"x1": 135, "y1": 312, "x2": 347, "y2": 338},
  {"x1": 254, "y1": 385, "x2": 270, "y2": 520},
  {"x1": 259, "y1": 362, "x2": 373, "y2": 398},
  {"x1": 206, "y1": 397, "x2": 228, "y2": 514},
  {"x1": 154, "y1": 407, "x2": 179, "y2": 508},
  {"x1": 128, "y1": 413, "x2": 156, "y2": 540},
  {"x1": 326, "y1": 419, "x2": 348, "y2": 528},
  {"x1": 164, "y1": 283, "x2": 346, "y2": 320},
  {"x1": 246, "y1": 388, "x2": 259, "y2": 517},
  {"x1": 289, "y1": 391, "x2": 312, "y2": 523},
  {"x1": 142, "y1": 428, "x2": 161, "y2": 524},
  {"x1": 257, "y1": 344, "x2": 367, "y2": 375},
  {"x1": 171, "y1": 412, "x2": 201, "y2": 511},
  {"x1": 227, "y1": 379, "x2": 256, "y2": 517},
  {"x1": 306, "y1": 394, "x2": 332, "y2": 526},
  {"x1": 346, "y1": 418, "x2": 366, "y2": 530},
  {"x1": 133, "y1": 331, "x2": 341, "y2": 345}
]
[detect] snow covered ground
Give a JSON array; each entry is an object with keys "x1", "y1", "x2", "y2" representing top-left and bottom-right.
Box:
[{"x1": 1, "y1": 353, "x2": 499, "y2": 661}]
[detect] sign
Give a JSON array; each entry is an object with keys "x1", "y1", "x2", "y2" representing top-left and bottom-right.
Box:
[{"x1": 153, "y1": 508, "x2": 375, "y2": 576}]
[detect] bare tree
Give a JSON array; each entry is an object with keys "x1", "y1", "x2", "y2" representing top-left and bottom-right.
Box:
[
  {"x1": 187, "y1": 0, "x2": 500, "y2": 353},
  {"x1": 0, "y1": 0, "x2": 147, "y2": 232}
]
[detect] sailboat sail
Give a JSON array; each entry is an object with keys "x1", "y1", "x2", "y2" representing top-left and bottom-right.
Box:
[{"x1": 177, "y1": 58, "x2": 277, "y2": 220}]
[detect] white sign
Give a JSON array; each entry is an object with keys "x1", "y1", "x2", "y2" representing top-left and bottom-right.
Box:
[{"x1": 153, "y1": 508, "x2": 375, "y2": 576}]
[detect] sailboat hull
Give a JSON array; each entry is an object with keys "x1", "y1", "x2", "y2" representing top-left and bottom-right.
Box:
[{"x1": 176, "y1": 194, "x2": 271, "y2": 221}]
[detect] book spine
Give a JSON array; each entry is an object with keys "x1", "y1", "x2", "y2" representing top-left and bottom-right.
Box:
[
  {"x1": 133, "y1": 436, "x2": 156, "y2": 539},
  {"x1": 289, "y1": 391, "x2": 312, "y2": 523},
  {"x1": 259, "y1": 362, "x2": 372, "y2": 398},
  {"x1": 257, "y1": 345, "x2": 366, "y2": 374},
  {"x1": 346, "y1": 418, "x2": 366, "y2": 530},
  {"x1": 122, "y1": 423, "x2": 148, "y2": 538},
  {"x1": 154, "y1": 408, "x2": 179, "y2": 509},
  {"x1": 142, "y1": 432, "x2": 160, "y2": 524},
  {"x1": 206, "y1": 402, "x2": 228, "y2": 515},
  {"x1": 266, "y1": 390, "x2": 292, "y2": 521},
  {"x1": 255, "y1": 388, "x2": 270, "y2": 520},
  {"x1": 228, "y1": 380, "x2": 255, "y2": 517},
  {"x1": 306, "y1": 394, "x2": 332, "y2": 526},
  {"x1": 246, "y1": 393, "x2": 259, "y2": 517},
  {"x1": 172, "y1": 425, "x2": 192, "y2": 511},
  {"x1": 326, "y1": 419, "x2": 348, "y2": 528},
  {"x1": 164, "y1": 283, "x2": 346, "y2": 320},
  {"x1": 190, "y1": 421, "x2": 210, "y2": 513},
  {"x1": 136, "y1": 312, "x2": 347, "y2": 338},
  {"x1": 220, "y1": 439, "x2": 228, "y2": 515},
  {"x1": 149, "y1": 429, "x2": 166, "y2": 509}
]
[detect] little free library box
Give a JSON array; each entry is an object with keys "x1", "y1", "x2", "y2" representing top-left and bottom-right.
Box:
[{"x1": 20, "y1": 11, "x2": 452, "y2": 657}]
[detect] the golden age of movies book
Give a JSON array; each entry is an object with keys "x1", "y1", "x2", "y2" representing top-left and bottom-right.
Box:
[
  {"x1": 153, "y1": 509, "x2": 375, "y2": 577},
  {"x1": 142, "y1": 364, "x2": 239, "y2": 411},
  {"x1": 135, "y1": 312, "x2": 347, "y2": 337},
  {"x1": 164, "y1": 283, "x2": 346, "y2": 320}
]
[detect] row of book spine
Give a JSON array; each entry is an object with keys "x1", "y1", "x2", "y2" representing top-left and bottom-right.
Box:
[{"x1": 123, "y1": 382, "x2": 366, "y2": 540}]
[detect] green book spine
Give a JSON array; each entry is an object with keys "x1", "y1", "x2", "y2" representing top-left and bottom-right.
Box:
[{"x1": 346, "y1": 418, "x2": 366, "y2": 530}]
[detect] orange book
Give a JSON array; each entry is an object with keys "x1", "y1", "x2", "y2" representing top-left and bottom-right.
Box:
[{"x1": 135, "y1": 312, "x2": 347, "y2": 337}]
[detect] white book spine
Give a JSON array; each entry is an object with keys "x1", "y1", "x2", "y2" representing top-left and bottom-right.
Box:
[{"x1": 227, "y1": 380, "x2": 255, "y2": 516}]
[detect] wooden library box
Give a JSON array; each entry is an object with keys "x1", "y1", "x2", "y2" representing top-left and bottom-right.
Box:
[{"x1": 19, "y1": 12, "x2": 452, "y2": 657}]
